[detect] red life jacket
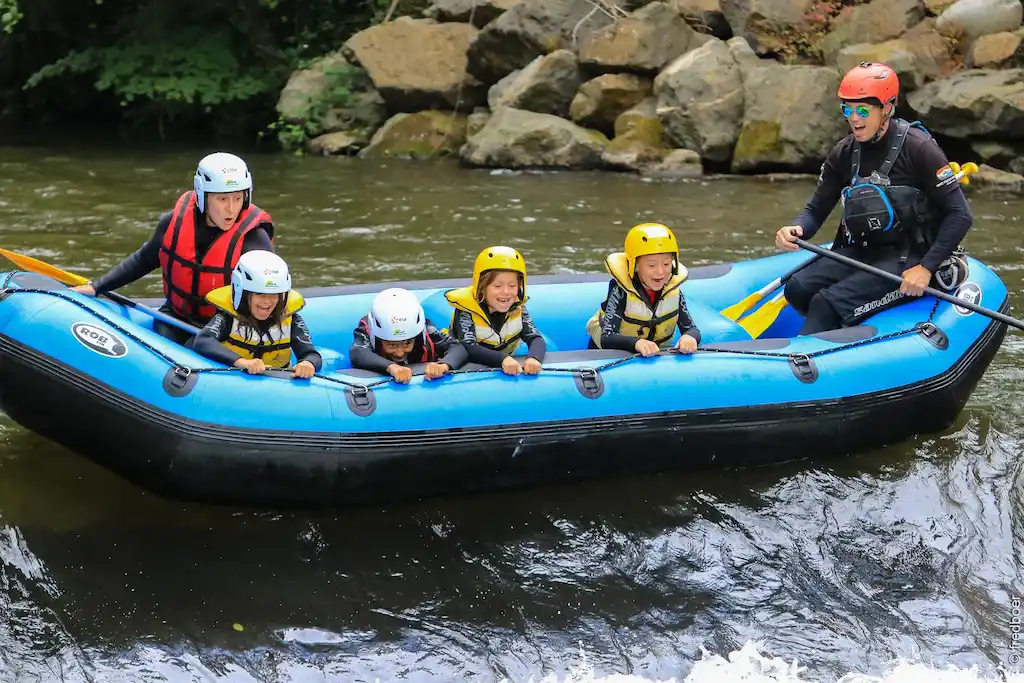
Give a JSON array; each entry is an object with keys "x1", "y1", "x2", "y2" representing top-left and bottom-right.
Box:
[{"x1": 158, "y1": 191, "x2": 274, "y2": 324}]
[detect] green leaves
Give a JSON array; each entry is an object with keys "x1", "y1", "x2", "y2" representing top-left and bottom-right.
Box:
[
  {"x1": 24, "y1": 28, "x2": 278, "y2": 113},
  {"x1": 0, "y1": 0, "x2": 22, "y2": 34},
  {"x1": 3, "y1": 0, "x2": 422, "y2": 142}
]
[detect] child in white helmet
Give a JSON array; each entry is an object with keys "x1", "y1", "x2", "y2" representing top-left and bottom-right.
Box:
[
  {"x1": 192, "y1": 250, "x2": 321, "y2": 379},
  {"x1": 349, "y1": 288, "x2": 468, "y2": 384}
]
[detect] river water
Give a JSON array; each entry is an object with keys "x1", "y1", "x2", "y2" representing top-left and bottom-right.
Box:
[{"x1": 1, "y1": 146, "x2": 1023, "y2": 683}]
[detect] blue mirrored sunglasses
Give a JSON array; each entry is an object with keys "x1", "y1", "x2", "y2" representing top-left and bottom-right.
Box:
[{"x1": 841, "y1": 104, "x2": 873, "y2": 119}]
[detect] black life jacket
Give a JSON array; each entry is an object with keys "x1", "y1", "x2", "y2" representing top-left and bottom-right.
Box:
[{"x1": 840, "y1": 118, "x2": 935, "y2": 250}]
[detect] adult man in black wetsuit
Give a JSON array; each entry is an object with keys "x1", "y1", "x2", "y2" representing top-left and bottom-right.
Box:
[
  {"x1": 72, "y1": 152, "x2": 276, "y2": 345},
  {"x1": 774, "y1": 62, "x2": 974, "y2": 335}
]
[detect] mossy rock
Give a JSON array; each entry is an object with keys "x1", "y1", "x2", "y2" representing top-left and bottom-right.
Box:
[
  {"x1": 613, "y1": 115, "x2": 665, "y2": 147},
  {"x1": 732, "y1": 120, "x2": 782, "y2": 171},
  {"x1": 359, "y1": 111, "x2": 469, "y2": 160},
  {"x1": 582, "y1": 128, "x2": 612, "y2": 147},
  {"x1": 605, "y1": 132, "x2": 663, "y2": 156}
]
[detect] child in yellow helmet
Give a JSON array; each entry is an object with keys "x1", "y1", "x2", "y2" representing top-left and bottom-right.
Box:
[
  {"x1": 445, "y1": 246, "x2": 547, "y2": 376},
  {"x1": 586, "y1": 223, "x2": 701, "y2": 357}
]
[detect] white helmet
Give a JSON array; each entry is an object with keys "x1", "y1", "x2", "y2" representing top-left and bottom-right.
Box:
[
  {"x1": 368, "y1": 288, "x2": 426, "y2": 345},
  {"x1": 194, "y1": 152, "x2": 253, "y2": 213},
  {"x1": 231, "y1": 250, "x2": 291, "y2": 310}
]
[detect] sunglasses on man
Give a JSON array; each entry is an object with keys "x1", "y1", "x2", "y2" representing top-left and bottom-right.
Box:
[{"x1": 840, "y1": 103, "x2": 875, "y2": 119}]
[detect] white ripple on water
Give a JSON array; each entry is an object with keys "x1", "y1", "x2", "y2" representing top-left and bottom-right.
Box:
[{"x1": 4, "y1": 641, "x2": 1023, "y2": 682}]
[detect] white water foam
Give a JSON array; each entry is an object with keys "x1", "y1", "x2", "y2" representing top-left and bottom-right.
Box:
[{"x1": 502, "y1": 642, "x2": 1024, "y2": 683}]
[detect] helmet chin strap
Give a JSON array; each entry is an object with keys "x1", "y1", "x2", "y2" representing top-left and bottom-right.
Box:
[{"x1": 867, "y1": 100, "x2": 895, "y2": 143}]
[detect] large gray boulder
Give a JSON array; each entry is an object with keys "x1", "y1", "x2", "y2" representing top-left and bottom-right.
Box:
[{"x1": 460, "y1": 107, "x2": 609, "y2": 169}]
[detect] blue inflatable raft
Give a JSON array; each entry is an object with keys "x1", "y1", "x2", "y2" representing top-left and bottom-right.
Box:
[{"x1": 0, "y1": 249, "x2": 1009, "y2": 509}]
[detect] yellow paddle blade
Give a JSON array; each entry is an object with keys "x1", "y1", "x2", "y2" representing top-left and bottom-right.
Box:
[
  {"x1": 0, "y1": 248, "x2": 89, "y2": 286},
  {"x1": 720, "y1": 291, "x2": 764, "y2": 322},
  {"x1": 738, "y1": 295, "x2": 789, "y2": 339},
  {"x1": 950, "y1": 160, "x2": 980, "y2": 186},
  {"x1": 960, "y1": 161, "x2": 979, "y2": 186}
]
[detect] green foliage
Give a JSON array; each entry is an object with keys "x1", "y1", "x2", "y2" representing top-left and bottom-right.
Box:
[
  {"x1": 0, "y1": 0, "x2": 21, "y2": 34},
  {"x1": 24, "y1": 29, "x2": 276, "y2": 109},
  {"x1": 370, "y1": 0, "x2": 431, "y2": 23},
  {"x1": 0, "y1": 0, "x2": 428, "y2": 143},
  {"x1": 263, "y1": 61, "x2": 358, "y2": 153}
]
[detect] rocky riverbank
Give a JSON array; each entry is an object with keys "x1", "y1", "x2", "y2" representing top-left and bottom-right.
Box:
[{"x1": 275, "y1": 0, "x2": 1024, "y2": 189}]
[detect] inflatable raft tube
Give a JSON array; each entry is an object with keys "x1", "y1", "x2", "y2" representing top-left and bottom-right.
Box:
[{"x1": 0, "y1": 250, "x2": 1008, "y2": 509}]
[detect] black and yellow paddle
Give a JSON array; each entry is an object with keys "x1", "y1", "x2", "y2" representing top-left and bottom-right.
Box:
[
  {"x1": 795, "y1": 238, "x2": 1024, "y2": 331},
  {"x1": 720, "y1": 253, "x2": 820, "y2": 322},
  {"x1": 731, "y1": 160, "x2": 982, "y2": 338},
  {"x1": 0, "y1": 248, "x2": 201, "y2": 335}
]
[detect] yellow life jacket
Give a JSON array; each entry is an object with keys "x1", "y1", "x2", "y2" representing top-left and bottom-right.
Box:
[
  {"x1": 444, "y1": 286, "x2": 525, "y2": 355},
  {"x1": 585, "y1": 252, "x2": 688, "y2": 349},
  {"x1": 205, "y1": 285, "x2": 306, "y2": 368}
]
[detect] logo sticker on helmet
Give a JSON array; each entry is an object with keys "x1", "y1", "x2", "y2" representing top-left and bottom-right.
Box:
[
  {"x1": 71, "y1": 322, "x2": 128, "y2": 358},
  {"x1": 953, "y1": 282, "x2": 982, "y2": 316}
]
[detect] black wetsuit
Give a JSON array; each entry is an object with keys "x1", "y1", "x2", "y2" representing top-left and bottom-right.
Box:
[
  {"x1": 591, "y1": 276, "x2": 701, "y2": 351},
  {"x1": 786, "y1": 121, "x2": 973, "y2": 334},
  {"x1": 451, "y1": 304, "x2": 546, "y2": 366},
  {"x1": 349, "y1": 315, "x2": 469, "y2": 374}
]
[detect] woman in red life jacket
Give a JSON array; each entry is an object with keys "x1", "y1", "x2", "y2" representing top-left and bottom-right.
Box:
[{"x1": 72, "y1": 152, "x2": 276, "y2": 346}]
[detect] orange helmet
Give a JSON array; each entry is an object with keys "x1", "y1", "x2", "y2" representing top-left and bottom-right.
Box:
[{"x1": 837, "y1": 62, "x2": 899, "y2": 105}]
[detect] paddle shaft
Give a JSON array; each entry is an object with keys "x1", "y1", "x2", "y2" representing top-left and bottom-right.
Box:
[
  {"x1": 101, "y1": 290, "x2": 202, "y2": 335},
  {"x1": 795, "y1": 239, "x2": 1024, "y2": 332},
  {"x1": 0, "y1": 247, "x2": 202, "y2": 336},
  {"x1": 754, "y1": 252, "x2": 822, "y2": 299}
]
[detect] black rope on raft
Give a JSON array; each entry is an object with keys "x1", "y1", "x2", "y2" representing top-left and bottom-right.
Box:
[{"x1": 0, "y1": 282, "x2": 944, "y2": 393}]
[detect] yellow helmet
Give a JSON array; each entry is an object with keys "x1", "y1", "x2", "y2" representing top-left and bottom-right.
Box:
[
  {"x1": 472, "y1": 246, "x2": 527, "y2": 300},
  {"x1": 624, "y1": 222, "x2": 679, "y2": 278}
]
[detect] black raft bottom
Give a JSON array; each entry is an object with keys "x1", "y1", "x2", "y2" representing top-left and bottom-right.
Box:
[{"x1": 0, "y1": 307, "x2": 1008, "y2": 510}]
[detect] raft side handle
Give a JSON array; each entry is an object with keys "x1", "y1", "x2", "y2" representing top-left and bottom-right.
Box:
[
  {"x1": 788, "y1": 353, "x2": 818, "y2": 384},
  {"x1": 915, "y1": 322, "x2": 949, "y2": 350},
  {"x1": 573, "y1": 367, "x2": 605, "y2": 399},
  {"x1": 345, "y1": 384, "x2": 377, "y2": 417},
  {"x1": 163, "y1": 366, "x2": 198, "y2": 397}
]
